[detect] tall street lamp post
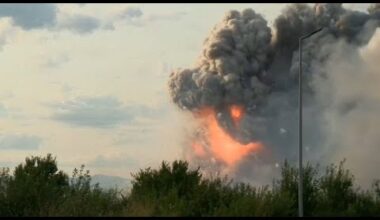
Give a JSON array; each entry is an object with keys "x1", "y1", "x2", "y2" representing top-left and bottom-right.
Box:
[{"x1": 298, "y1": 27, "x2": 323, "y2": 217}]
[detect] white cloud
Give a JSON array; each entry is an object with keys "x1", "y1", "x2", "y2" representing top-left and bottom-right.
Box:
[
  {"x1": 87, "y1": 154, "x2": 139, "y2": 169},
  {"x1": 0, "y1": 18, "x2": 18, "y2": 50},
  {"x1": 0, "y1": 3, "x2": 111, "y2": 39},
  {"x1": 145, "y1": 11, "x2": 187, "y2": 22},
  {"x1": 56, "y1": 13, "x2": 101, "y2": 34},
  {"x1": 0, "y1": 134, "x2": 42, "y2": 150},
  {"x1": 117, "y1": 6, "x2": 143, "y2": 20},
  {"x1": 44, "y1": 53, "x2": 70, "y2": 68},
  {"x1": 0, "y1": 103, "x2": 8, "y2": 118},
  {"x1": 0, "y1": 3, "x2": 57, "y2": 30},
  {"x1": 48, "y1": 96, "x2": 167, "y2": 129},
  {"x1": 49, "y1": 96, "x2": 133, "y2": 128},
  {"x1": 106, "y1": 5, "x2": 188, "y2": 28}
]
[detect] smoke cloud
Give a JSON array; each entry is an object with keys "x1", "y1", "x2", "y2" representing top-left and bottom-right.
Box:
[{"x1": 168, "y1": 3, "x2": 380, "y2": 187}]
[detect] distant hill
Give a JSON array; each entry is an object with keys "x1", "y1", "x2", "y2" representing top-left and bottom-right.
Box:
[{"x1": 90, "y1": 174, "x2": 132, "y2": 191}]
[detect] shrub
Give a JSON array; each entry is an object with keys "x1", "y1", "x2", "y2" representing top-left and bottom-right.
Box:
[
  {"x1": 4, "y1": 154, "x2": 69, "y2": 216},
  {"x1": 0, "y1": 154, "x2": 379, "y2": 217}
]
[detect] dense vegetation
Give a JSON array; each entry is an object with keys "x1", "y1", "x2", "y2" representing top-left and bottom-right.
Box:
[{"x1": 0, "y1": 154, "x2": 379, "y2": 216}]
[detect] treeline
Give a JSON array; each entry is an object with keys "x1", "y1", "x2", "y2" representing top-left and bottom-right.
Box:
[{"x1": 0, "y1": 154, "x2": 379, "y2": 216}]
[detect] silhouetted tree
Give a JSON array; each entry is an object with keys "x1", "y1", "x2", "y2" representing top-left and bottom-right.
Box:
[{"x1": 5, "y1": 154, "x2": 69, "y2": 216}]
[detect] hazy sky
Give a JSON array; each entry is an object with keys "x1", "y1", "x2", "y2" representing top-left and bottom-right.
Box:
[{"x1": 0, "y1": 3, "x2": 370, "y2": 178}]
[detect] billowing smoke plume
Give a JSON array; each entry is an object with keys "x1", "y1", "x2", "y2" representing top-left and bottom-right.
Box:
[{"x1": 168, "y1": 3, "x2": 380, "y2": 187}]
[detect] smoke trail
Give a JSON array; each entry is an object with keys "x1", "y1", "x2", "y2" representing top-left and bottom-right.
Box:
[
  {"x1": 310, "y1": 28, "x2": 380, "y2": 189},
  {"x1": 168, "y1": 3, "x2": 380, "y2": 187}
]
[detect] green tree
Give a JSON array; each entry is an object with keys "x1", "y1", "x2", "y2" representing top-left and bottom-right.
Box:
[
  {"x1": 316, "y1": 160, "x2": 357, "y2": 216},
  {"x1": 0, "y1": 167, "x2": 11, "y2": 216},
  {"x1": 5, "y1": 154, "x2": 69, "y2": 216},
  {"x1": 1, "y1": 154, "x2": 379, "y2": 217},
  {"x1": 127, "y1": 160, "x2": 203, "y2": 216},
  {"x1": 52, "y1": 165, "x2": 127, "y2": 216},
  {"x1": 272, "y1": 161, "x2": 320, "y2": 216}
]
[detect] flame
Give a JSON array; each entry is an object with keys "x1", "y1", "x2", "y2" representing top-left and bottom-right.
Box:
[
  {"x1": 192, "y1": 142, "x2": 206, "y2": 157},
  {"x1": 230, "y1": 105, "x2": 244, "y2": 125},
  {"x1": 193, "y1": 107, "x2": 262, "y2": 166}
]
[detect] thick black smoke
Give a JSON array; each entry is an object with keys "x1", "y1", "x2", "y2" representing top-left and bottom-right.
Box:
[{"x1": 168, "y1": 4, "x2": 380, "y2": 186}]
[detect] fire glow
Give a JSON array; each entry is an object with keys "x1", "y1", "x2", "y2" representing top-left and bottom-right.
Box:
[
  {"x1": 230, "y1": 105, "x2": 244, "y2": 125},
  {"x1": 192, "y1": 106, "x2": 262, "y2": 166}
]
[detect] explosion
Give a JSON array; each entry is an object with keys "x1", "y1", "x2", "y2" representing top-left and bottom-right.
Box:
[
  {"x1": 192, "y1": 106, "x2": 262, "y2": 167},
  {"x1": 230, "y1": 105, "x2": 244, "y2": 125},
  {"x1": 168, "y1": 3, "x2": 380, "y2": 183}
]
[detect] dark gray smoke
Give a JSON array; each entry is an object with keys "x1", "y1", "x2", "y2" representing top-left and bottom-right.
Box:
[{"x1": 168, "y1": 3, "x2": 380, "y2": 187}]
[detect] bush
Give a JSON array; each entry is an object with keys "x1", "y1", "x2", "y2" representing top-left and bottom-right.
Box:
[
  {"x1": 4, "y1": 154, "x2": 69, "y2": 216},
  {"x1": 272, "y1": 160, "x2": 320, "y2": 216},
  {"x1": 0, "y1": 167, "x2": 11, "y2": 216},
  {"x1": 0, "y1": 154, "x2": 379, "y2": 217},
  {"x1": 51, "y1": 165, "x2": 127, "y2": 216},
  {"x1": 127, "y1": 160, "x2": 202, "y2": 216},
  {"x1": 0, "y1": 154, "x2": 127, "y2": 217}
]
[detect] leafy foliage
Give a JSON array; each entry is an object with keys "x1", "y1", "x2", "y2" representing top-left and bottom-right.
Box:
[
  {"x1": 3, "y1": 154, "x2": 69, "y2": 216},
  {"x1": 0, "y1": 154, "x2": 379, "y2": 217}
]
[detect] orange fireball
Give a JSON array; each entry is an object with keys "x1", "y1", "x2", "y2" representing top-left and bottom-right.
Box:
[
  {"x1": 230, "y1": 105, "x2": 244, "y2": 124},
  {"x1": 193, "y1": 107, "x2": 262, "y2": 166},
  {"x1": 192, "y1": 142, "x2": 206, "y2": 157}
]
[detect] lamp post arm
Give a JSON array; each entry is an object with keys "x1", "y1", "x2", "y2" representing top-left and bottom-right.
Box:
[{"x1": 300, "y1": 27, "x2": 324, "y2": 40}]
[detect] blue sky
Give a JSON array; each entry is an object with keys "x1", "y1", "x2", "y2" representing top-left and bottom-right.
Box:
[{"x1": 0, "y1": 3, "x2": 370, "y2": 178}]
